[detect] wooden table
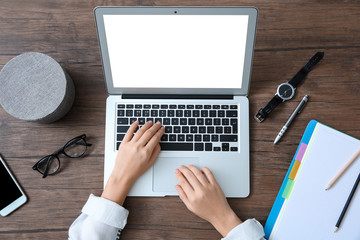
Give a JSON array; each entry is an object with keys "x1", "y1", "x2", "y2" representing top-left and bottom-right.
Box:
[{"x1": 0, "y1": 1, "x2": 359, "y2": 239}]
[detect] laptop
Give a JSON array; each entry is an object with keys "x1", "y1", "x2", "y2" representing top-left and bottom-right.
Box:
[{"x1": 94, "y1": 6, "x2": 257, "y2": 197}]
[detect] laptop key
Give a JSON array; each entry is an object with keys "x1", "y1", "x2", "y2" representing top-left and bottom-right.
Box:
[
  {"x1": 134, "y1": 110, "x2": 141, "y2": 116},
  {"x1": 178, "y1": 105, "x2": 185, "y2": 109},
  {"x1": 117, "y1": 110, "x2": 125, "y2": 117},
  {"x1": 170, "y1": 105, "x2": 177, "y2": 109},
  {"x1": 222, "y1": 143, "x2": 229, "y2": 151},
  {"x1": 231, "y1": 147, "x2": 238, "y2": 151},
  {"x1": 160, "y1": 143, "x2": 193, "y2": 151},
  {"x1": 224, "y1": 127, "x2": 232, "y2": 133},
  {"x1": 221, "y1": 105, "x2": 229, "y2": 109},
  {"x1": 188, "y1": 118, "x2": 195, "y2": 125},
  {"x1": 232, "y1": 125, "x2": 238, "y2": 134},
  {"x1": 199, "y1": 126, "x2": 206, "y2": 133},
  {"x1": 218, "y1": 110, "x2": 225, "y2": 117},
  {"x1": 117, "y1": 126, "x2": 129, "y2": 132},
  {"x1": 155, "y1": 118, "x2": 162, "y2": 124},
  {"x1": 152, "y1": 104, "x2": 159, "y2": 109},
  {"x1": 203, "y1": 135, "x2": 210, "y2": 142},
  {"x1": 118, "y1": 104, "x2": 125, "y2": 109},
  {"x1": 216, "y1": 126, "x2": 223, "y2": 133},
  {"x1": 143, "y1": 110, "x2": 150, "y2": 117},
  {"x1": 226, "y1": 111, "x2": 237, "y2": 117},
  {"x1": 174, "y1": 126, "x2": 181, "y2": 133},
  {"x1": 163, "y1": 118, "x2": 170, "y2": 125},
  {"x1": 192, "y1": 110, "x2": 200, "y2": 117},
  {"x1": 126, "y1": 104, "x2": 134, "y2": 108},
  {"x1": 169, "y1": 134, "x2": 176, "y2": 141},
  {"x1": 195, "y1": 143, "x2": 204, "y2": 151},
  {"x1": 165, "y1": 126, "x2": 172, "y2": 133},
  {"x1": 182, "y1": 126, "x2": 189, "y2": 133},
  {"x1": 144, "y1": 104, "x2": 151, "y2": 109},
  {"x1": 211, "y1": 135, "x2": 219, "y2": 142},
  {"x1": 116, "y1": 142, "x2": 121, "y2": 150},
  {"x1": 159, "y1": 110, "x2": 167, "y2": 117},
  {"x1": 195, "y1": 105, "x2": 203, "y2": 109},
  {"x1": 214, "y1": 118, "x2": 221, "y2": 125},
  {"x1": 138, "y1": 118, "x2": 146, "y2": 125},
  {"x1": 213, "y1": 105, "x2": 220, "y2": 109},
  {"x1": 195, "y1": 135, "x2": 202, "y2": 141},
  {"x1": 161, "y1": 134, "x2": 168, "y2": 141},
  {"x1": 176, "y1": 110, "x2": 183, "y2": 117},
  {"x1": 161, "y1": 105, "x2": 168, "y2": 109},
  {"x1": 209, "y1": 110, "x2": 216, "y2": 117},
  {"x1": 168, "y1": 110, "x2": 175, "y2": 117},
  {"x1": 184, "y1": 110, "x2": 191, "y2": 117},
  {"x1": 117, "y1": 118, "x2": 128, "y2": 125},
  {"x1": 117, "y1": 134, "x2": 125, "y2": 141},
  {"x1": 220, "y1": 135, "x2": 238, "y2": 142},
  {"x1": 180, "y1": 118, "x2": 187, "y2": 125},
  {"x1": 205, "y1": 143, "x2": 212, "y2": 151},
  {"x1": 214, "y1": 147, "x2": 221, "y2": 151},
  {"x1": 207, "y1": 126, "x2": 214, "y2": 133},
  {"x1": 186, "y1": 105, "x2": 194, "y2": 109},
  {"x1": 178, "y1": 134, "x2": 185, "y2": 141},
  {"x1": 222, "y1": 118, "x2": 229, "y2": 125},
  {"x1": 186, "y1": 134, "x2": 193, "y2": 142},
  {"x1": 151, "y1": 110, "x2": 158, "y2": 117},
  {"x1": 201, "y1": 110, "x2": 208, "y2": 117},
  {"x1": 172, "y1": 118, "x2": 179, "y2": 125},
  {"x1": 205, "y1": 118, "x2": 212, "y2": 125},
  {"x1": 126, "y1": 110, "x2": 133, "y2": 116},
  {"x1": 204, "y1": 105, "x2": 211, "y2": 109},
  {"x1": 190, "y1": 126, "x2": 198, "y2": 133},
  {"x1": 146, "y1": 118, "x2": 154, "y2": 122},
  {"x1": 135, "y1": 104, "x2": 142, "y2": 109},
  {"x1": 130, "y1": 118, "x2": 137, "y2": 124}
]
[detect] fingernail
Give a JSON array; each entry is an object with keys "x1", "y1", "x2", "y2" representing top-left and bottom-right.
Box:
[
  {"x1": 175, "y1": 169, "x2": 180, "y2": 174},
  {"x1": 156, "y1": 121, "x2": 161, "y2": 125},
  {"x1": 147, "y1": 120, "x2": 153, "y2": 124}
]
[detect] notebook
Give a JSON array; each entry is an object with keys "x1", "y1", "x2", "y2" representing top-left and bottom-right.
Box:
[{"x1": 265, "y1": 120, "x2": 360, "y2": 239}]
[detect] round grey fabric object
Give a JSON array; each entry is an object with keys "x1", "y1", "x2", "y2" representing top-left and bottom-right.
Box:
[{"x1": 0, "y1": 52, "x2": 75, "y2": 123}]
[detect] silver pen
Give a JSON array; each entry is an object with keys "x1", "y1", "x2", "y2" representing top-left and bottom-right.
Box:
[{"x1": 274, "y1": 95, "x2": 309, "y2": 144}]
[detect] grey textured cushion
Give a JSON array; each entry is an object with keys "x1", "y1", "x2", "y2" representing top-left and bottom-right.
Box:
[{"x1": 0, "y1": 52, "x2": 75, "y2": 123}]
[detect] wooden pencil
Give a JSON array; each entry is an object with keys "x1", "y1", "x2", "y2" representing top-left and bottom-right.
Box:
[
  {"x1": 334, "y1": 172, "x2": 360, "y2": 232},
  {"x1": 326, "y1": 148, "x2": 360, "y2": 190}
]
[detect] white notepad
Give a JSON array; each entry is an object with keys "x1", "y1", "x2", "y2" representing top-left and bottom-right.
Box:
[{"x1": 268, "y1": 122, "x2": 360, "y2": 239}]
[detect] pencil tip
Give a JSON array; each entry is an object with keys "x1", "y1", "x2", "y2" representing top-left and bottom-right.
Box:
[{"x1": 334, "y1": 227, "x2": 338, "y2": 232}]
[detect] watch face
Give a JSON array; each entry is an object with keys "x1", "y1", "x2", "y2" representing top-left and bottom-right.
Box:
[{"x1": 277, "y1": 83, "x2": 295, "y2": 101}]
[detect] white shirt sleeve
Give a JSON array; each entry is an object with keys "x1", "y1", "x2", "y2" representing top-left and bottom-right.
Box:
[
  {"x1": 222, "y1": 219, "x2": 266, "y2": 240},
  {"x1": 68, "y1": 194, "x2": 129, "y2": 240}
]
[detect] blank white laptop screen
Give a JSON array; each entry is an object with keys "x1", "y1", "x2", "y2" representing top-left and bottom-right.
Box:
[{"x1": 103, "y1": 15, "x2": 249, "y2": 89}]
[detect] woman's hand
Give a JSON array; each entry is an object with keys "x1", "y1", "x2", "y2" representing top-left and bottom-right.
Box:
[
  {"x1": 175, "y1": 165, "x2": 242, "y2": 237},
  {"x1": 102, "y1": 120, "x2": 164, "y2": 205}
]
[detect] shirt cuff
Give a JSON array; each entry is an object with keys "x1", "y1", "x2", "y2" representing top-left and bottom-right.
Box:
[
  {"x1": 81, "y1": 194, "x2": 129, "y2": 229},
  {"x1": 222, "y1": 219, "x2": 265, "y2": 240}
]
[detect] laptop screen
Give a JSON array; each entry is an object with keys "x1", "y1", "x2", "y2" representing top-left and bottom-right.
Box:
[{"x1": 103, "y1": 14, "x2": 249, "y2": 89}]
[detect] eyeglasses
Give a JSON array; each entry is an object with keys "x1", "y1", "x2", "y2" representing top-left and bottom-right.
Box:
[{"x1": 32, "y1": 134, "x2": 92, "y2": 178}]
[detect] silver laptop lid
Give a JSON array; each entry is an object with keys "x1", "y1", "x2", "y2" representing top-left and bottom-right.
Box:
[{"x1": 94, "y1": 7, "x2": 257, "y2": 96}]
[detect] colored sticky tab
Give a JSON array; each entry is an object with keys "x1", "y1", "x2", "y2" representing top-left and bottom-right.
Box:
[
  {"x1": 282, "y1": 179, "x2": 295, "y2": 199},
  {"x1": 295, "y1": 143, "x2": 308, "y2": 162},
  {"x1": 289, "y1": 161, "x2": 301, "y2": 180}
]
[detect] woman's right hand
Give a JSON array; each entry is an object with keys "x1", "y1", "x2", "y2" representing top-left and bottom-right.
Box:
[{"x1": 174, "y1": 165, "x2": 242, "y2": 237}]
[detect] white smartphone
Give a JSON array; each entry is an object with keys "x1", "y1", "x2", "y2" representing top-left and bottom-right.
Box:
[{"x1": 0, "y1": 154, "x2": 27, "y2": 216}]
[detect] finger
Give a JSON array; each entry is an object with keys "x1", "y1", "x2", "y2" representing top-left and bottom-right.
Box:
[
  {"x1": 175, "y1": 168, "x2": 194, "y2": 194},
  {"x1": 138, "y1": 121, "x2": 162, "y2": 146},
  {"x1": 122, "y1": 120, "x2": 139, "y2": 142},
  {"x1": 187, "y1": 165, "x2": 209, "y2": 186},
  {"x1": 146, "y1": 125, "x2": 165, "y2": 150},
  {"x1": 201, "y1": 167, "x2": 218, "y2": 186},
  {"x1": 175, "y1": 184, "x2": 191, "y2": 206},
  {"x1": 179, "y1": 166, "x2": 203, "y2": 190},
  {"x1": 148, "y1": 144, "x2": 161, "y2": 166},
  {"x1": 132, "y1": 121, "x2": 153, "y2": 142}
]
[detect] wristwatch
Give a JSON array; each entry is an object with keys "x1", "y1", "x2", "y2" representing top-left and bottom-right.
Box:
[{"x1": 254, "y1": 52, "x2": 324, "y2": 123}]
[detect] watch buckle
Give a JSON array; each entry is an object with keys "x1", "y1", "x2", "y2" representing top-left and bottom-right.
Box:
[{"x1": 254, "y1": 113, "x2": 265, "y2": 123}]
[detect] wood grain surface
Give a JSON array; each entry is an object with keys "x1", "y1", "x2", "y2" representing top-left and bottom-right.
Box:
[{"x1": 0, "y1": 0, "x2": 359, "y2": 239}]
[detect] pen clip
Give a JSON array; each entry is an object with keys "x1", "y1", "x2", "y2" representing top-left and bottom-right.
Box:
[{"x1": 297, "y1": 96, "x2": 308, "y2": 114}]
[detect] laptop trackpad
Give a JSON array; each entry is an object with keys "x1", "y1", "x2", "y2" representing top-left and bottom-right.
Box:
[{"x1": 153, "y1": 157, "x2": 200, "y2": 193}]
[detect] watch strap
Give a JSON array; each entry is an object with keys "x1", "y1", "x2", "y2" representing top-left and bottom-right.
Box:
[
  {"x1": 254, "y1": 95, "x2": 283, "y2": 123},
  {"x1": 288, "y1": 52, "x2": 324, "y2": 88}
]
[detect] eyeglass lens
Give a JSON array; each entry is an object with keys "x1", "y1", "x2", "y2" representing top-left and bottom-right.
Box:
[
  {"x1": 37, "y1": 156, "x2": 60, "y2": 175},
  {"x1": 63, "y1": 138, "x2": 87, "y2": 157}
]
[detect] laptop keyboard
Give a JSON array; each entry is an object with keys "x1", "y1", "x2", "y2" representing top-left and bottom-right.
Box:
[{"x1": 116, "y1": 104, "x2": 239, "y2": 152}]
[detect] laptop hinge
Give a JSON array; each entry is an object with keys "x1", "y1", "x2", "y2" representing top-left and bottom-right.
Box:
[{"x1": 122, "y1": 94, "x2": 234, "y2": 100}]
